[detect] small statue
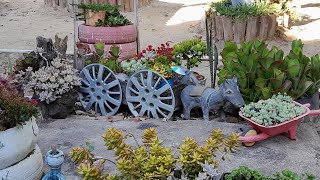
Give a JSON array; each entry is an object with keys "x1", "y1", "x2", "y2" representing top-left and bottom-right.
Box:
[
  {"x1": 42, "y1": 145, "x2": 66, "y2": 180},
  {"x1": 180, "y1": 76, "x2": 245, "y2": 121}
]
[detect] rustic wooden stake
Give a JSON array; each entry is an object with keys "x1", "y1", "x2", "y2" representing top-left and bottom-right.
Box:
[
  {"x1": 259, "y1": 15, "x2": 269, "y2": 40},
  {"x1": 245, "y1": 16, "x2": 259, "y2": 41},
  {"x1": 215, "y1": 15, "x2": 224, "y2": 41},
  {"x1": 233, "y1": 18, "x2": 246, "y2": 43},
  {"x1": 268, "y1": 14, "x2": 277, "y2": 39},
  {"x1": 221, "y1": 16, "x2": 233, "y2": 41}
]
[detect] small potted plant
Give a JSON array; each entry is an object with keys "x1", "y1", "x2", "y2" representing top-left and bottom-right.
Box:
[
  {"x1": 78, "y1": 3, "x2": 115, "y2": 27},
  {"x1": 172, "y1": 39, "x2": 207, "y2": 84},
  {"x1": 0, "y1": 75, "x2": 43, "y2": 179}
]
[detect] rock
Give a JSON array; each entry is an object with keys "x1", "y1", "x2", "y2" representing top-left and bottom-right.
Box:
[{"x1": 39, "y1": 89, "x2": 78, "y2": 119}]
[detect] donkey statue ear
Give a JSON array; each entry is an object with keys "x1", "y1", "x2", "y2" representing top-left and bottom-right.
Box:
[{"x1": 232, "y1": 75, "x2": 238, "y2": 83}]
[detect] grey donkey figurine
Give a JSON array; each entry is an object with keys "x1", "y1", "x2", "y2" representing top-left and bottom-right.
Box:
[{"x1": 180, "y1": 76, "x2": 245, "y2": 121}]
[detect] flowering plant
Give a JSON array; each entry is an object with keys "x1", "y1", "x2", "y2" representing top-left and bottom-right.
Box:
[
  {"x1": 135, "y1": 42, "x2": 179, "y2": 79},
  {"x1": 0, "y1": 76, "x2": 38, "y2": 131}
]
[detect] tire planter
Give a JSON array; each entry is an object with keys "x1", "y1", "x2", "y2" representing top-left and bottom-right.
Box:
[
  {"x1": 0, "y1": 145, "x2": 43, "y2": 180},
  {"x1": 78, "y1": 24, "x2": 137, "y2": 44},
  {"x1": 0, "y1": 117, "x2": 38, "y2": 169},
  {"x1": 85, "y1": 41, "x2": 137, "y2": 59}
]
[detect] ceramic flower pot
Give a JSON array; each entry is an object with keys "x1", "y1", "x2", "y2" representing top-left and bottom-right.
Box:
[{"x1": 0, "y1": 117, "x2": 38, "y2": 169}]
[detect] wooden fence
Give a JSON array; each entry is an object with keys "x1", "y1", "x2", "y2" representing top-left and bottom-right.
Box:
[{"x1": 44, "y1": 0, "x2": 152, "y2": 12}]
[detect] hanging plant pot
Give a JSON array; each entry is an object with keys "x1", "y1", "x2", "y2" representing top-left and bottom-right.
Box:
[{"x1": 85, "y1": 10, "x2": 106, "y2": 27}]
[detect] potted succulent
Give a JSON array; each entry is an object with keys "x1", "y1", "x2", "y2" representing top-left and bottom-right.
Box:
[
  {"x1": 78, "y1": 3, "x2": 115, "y2": 27},
  {"x1": 15, "y1": 36, "x2": 81, "y2": 119},
  {"x1": 0, "y1": 75, "x2": 43, "y2": 180},
  {"x1": 172, "y1": 39, "x2": 207, "y2": 84},
  {"x1": 78, "y1": 3, "x2": 137, "y2": 59}
]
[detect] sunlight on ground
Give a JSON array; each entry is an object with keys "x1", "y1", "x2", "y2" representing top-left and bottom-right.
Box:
[
  {"x1": 290, "y1": 7, "x2": 320, "y2": 41},
  {"x1": 159, "y1": 0, "x2": 212, "y2": 5},
  {"x1": 166, "y1": 5, "x2": 209, "y2": 25}
]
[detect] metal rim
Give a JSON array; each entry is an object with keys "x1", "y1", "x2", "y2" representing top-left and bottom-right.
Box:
[
  {"x1": 79, "y1": 64, "x2": 122, "y2": 116},
  {"x1": 126, "y1": 70, "x2": 175, "y2": 119}
]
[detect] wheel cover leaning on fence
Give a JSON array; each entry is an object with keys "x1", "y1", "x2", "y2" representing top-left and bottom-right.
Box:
[
  {"x1": 126, "y1": 70, "x2": 175, "y2": 119},
  {"x1": 79, "y1": 64, "x2": 122, "y2": 116}
]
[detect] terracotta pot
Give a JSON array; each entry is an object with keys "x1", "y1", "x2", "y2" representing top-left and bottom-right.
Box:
[
  {"x1": 0, "y1": 117, "x2": 38, "y2": 169},
  {"x1": 85, "y1": 10, "x2": 106, "y2": 27},
  {"x1": 0, "y1": 145, "x2": 43, "y2": 180}
]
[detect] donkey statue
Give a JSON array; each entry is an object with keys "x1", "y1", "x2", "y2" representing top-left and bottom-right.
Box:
[{"x1": 180, "y1": 76, "x2": 245, "y2": 121}]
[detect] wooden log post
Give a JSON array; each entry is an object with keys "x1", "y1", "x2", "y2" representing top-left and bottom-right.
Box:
[
  {"x1": 215, "y1": 15, "x2": 224, "y2": 41},
  {"x1": 245, "y1": 16, "x2": 259, "y2": 41},
  {"x1": 268, "y1": 14, "x2": 277, "y2": 39},
  {"x1": 233, "y1": 18, "x2": 246, "y2": 43},
  {"x1": 258, "y1": 15, "x2": 270, "y2": 40},
  {"x1": 221, "y1": 16, "x2": 233, "y2": 41}
]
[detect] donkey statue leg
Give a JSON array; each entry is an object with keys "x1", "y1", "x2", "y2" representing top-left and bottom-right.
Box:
[{"x1": 202, "y1": 105, "x2": 210, "y2": 121}]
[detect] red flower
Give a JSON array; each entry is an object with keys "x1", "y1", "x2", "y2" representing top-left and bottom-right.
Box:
[{"x1": 31, "y1": 99, "x2": 38, "y2": 105}]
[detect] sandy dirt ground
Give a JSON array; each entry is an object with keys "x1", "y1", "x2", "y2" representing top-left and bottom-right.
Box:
[{"x1": 0, "y1": 0, "x2": 319, "y2": 55}]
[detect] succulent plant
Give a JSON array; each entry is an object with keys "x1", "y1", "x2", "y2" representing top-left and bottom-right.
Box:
[
  {"x1": 241, "y1": 93, "x2": 306, "y2": 126},
  {"x1": 120, "y1": 59, "x2": 147, "y2": 76}
]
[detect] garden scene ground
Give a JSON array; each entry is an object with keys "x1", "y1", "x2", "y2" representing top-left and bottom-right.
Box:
[{"x1": 1, "y1": 0, "x2": 320, "y2": 179}]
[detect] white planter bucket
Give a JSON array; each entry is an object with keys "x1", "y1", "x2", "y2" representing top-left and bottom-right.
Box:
[
  {"x1": 0, "y1": 145, "x2": 43, "y2": 180},
  {"x1": 0, "y1": 117, "x2": 39, "y2": 169}
]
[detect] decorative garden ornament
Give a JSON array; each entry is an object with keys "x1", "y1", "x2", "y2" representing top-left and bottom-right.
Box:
[
  {"x1": 181, "y1": 76, "x2": 245, "y2": 121},
  {"x1": 42, "y1": 145, "x2": 66, "y2": 180},
  {"x1": 172, "y1": 66, "x2": 201, "y2": 86}
]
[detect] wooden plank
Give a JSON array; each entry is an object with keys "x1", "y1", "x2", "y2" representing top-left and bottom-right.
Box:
[
  {"x1": 258, "y1": 15, "x2": 269, "y2": 40},
  {"x1": 123, "y1": 0, "x2": 130, "y2": 12},
  {"x1": 215, "y1": 15, "x2": 224, "y2": 41},
  {"x1": 129, "y1": 0, "x2": 134, "y2": 12},
  {"x1": 233, "y1": 18, "x2": 246, "y2": 43},
  {"x1": 117, "y1": 0, "x2": 125, "y2": 12},
  {"x1": 108, "y1": 0, "x2": 116, "y2": 5},
  {"x1": 221, "y1": 16, "x2": 233, "y2": 41},
  {"x1": 245, "y1": 16, "x2": 259, "y2": 41},
  {"x1": 268, "y1": 14, "x2": 277, "y2": 39}
]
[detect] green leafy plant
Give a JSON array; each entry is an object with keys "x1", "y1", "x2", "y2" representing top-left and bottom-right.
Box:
[
  {"x1": 0, "y1": 77, "x2": 38, "y2": 131},
  {"x1": 70, "y1": 128, "x2": 240, "y2": 179},
  {"x1": 241, "y1": 93, "x2": 306, "y2": 126},
  {"x1": 172, "y1": 39, "x2": 207, "y2": 69},
  {"x1": 225, "y1": 166, "x2": 271, "y2": 180},
  {"x1": 210, "y1": 0, "x2": 282, "y2": 21},
  {"x1": 218, "y1": 39, "x2": 320, "y2": 103},
  {"x1": 120, "y1": 59, "x2": 147, "y2": 76},
  {"x1": 99, "y1": 45, "x2": 123, "y2": 74},
  {"x1": 274, "y1": 170, "x2": 316, "y2": 180},
  {"x1": 78, "y1": 3, "x2": 131, "y2": 27}
]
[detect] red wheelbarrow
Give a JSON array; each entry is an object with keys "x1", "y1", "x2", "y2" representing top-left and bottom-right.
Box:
[{"x1": 239, "y1": 102, "x2": 320, "y2": 146}]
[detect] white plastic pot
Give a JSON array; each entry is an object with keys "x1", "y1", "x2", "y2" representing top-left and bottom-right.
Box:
[
  {"x1": 0, "y1": 117, "x2": 39, "y2": 169},
  {"x1": 0, "y1": 145, "x2": 43, "y2": 180}
]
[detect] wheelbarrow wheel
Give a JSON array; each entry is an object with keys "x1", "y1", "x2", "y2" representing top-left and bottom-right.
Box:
[
  {"x1": 126, "y1": 70, "x2": 175, "y2": 119},
  {"x1": 79, "y1": 64, "x2": 122, "y2": 116},
  {"x1": 240, "y1": 128, "x2": 257, "y2": 147}
]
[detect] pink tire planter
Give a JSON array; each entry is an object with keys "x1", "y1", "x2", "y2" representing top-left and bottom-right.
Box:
[
  {"x1": 86, "y1": 41, "x2": 137, "y2": 59},
  {"x1": 239, "y1": 102, "x2": 320, "y2": 144},
  {"x1": 78, "y1": 24, "x2": 137, "y2": 44}
]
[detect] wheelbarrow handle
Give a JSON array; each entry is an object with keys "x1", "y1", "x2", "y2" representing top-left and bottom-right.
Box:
[
  {"x1": 239, "y1": 133, "x2": 270, "y2": 143},
  {"x1": 302, "y1": 103, "x2": 320, "y2": 116}
]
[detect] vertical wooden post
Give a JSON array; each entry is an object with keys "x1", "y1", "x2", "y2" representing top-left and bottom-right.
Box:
[
  {"x1": 245, "y1": 16, "x2": 259, "y2": 41},
  {"x1": 233, "y1": 18, "x2": 246, "y2": 43},
  {"x1": 134, "y1": 0, "x2": 140, "y2": 53},
  {"x1": 221, "y1": 16, "x2": 233, "y2": 41},
  {"x1": 268, "y1": 14, "x2": 277, "y2": 39},
  {"x1": 215, "y1": 15, "x2": 224, "y2": 41},
  {"x1": 259, "y1": 15, "x2": 269, "y2": 40}
]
